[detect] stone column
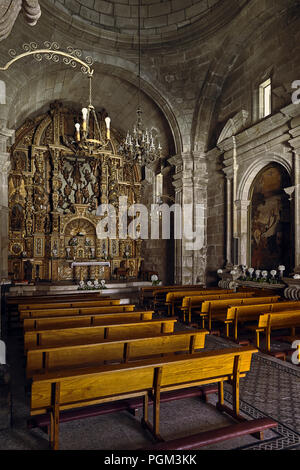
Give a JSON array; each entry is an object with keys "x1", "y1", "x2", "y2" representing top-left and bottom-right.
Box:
[
  {"x1": 234, "y1": 199, "x2": 251, "y2": 266},
  {"x1": 0, "y1": 128, "x2": 14, "y2": 281},
  {"x1": 288, "y1": 129, "x2": 300, "y2": 272},
  {"x1": 192, "y1": 151, "x2": 208, "y2": 285},
  {"x1": 168, "y1": 154, "x2": 183, "y2": 284},
  {"x1": 169, "y1": 151, "x2": 208, "y2": 286},
  {"x1": 223, "y1": 169, "x2": 233, "y2": 268}
]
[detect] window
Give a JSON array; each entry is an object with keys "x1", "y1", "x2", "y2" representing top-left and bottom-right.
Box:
[{"x1": 259, "y1": 78, "x2": 272, "y2": 119}]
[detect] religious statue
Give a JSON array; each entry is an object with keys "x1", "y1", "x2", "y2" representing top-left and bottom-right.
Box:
[
  {"x1": 75, "y1": 188, "x2": 83, "y2": 204},
  {"x1": 24, "y1": 260, "x2": 33, "y2": 282}
]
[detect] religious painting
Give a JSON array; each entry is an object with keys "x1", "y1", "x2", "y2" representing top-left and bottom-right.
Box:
[{"x1": 250, "y1": 164, "x2": 291, "y2": 271}]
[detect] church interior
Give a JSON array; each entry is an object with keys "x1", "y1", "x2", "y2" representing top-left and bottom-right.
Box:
[{"x1": 0, "y1": 0, "x2": 300, "y2": 453}]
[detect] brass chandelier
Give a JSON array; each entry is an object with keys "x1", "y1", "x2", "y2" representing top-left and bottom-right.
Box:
[
  {"x1": 75, "y1": 72, "x2": 111, "y2": 155},
  {"x1": 119, "y1": 0, "x2": 162, "y2": 167}
]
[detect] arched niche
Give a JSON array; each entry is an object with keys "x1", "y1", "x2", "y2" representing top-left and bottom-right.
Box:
[{"x1": 249, "y1": 163, "x2": 292, "y2": 271}]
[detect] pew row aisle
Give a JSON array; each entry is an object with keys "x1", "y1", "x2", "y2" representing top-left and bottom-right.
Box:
[{"x1": 7, "y1": 287, "x2": 278, "y2": 450}]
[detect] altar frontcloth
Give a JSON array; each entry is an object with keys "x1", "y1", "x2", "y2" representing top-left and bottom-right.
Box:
[{"x1": 70, "y1": 261, "x2": 111, "y2": 268}]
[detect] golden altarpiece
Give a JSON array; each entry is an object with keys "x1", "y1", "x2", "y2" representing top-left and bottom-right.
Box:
[{"x1": 8, "y1": 102, "x2": 142, "y2": 282}]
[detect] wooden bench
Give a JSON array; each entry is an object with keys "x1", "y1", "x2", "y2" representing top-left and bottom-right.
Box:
[
  {"x1": 6, "y1": 293, "x2": 110, "y2": 307},
  {"x1": 152, "y1": 286, "x2": 221, "y2": 310},
  {"x1": 179, "y1": 292, "x2": 258, "y2": 323},
  {"x1": 198, "y1": 296, "x2": 280, "y2": 331},
  {"x1": 250, "y1": 310, "x2": 300, "y2": 352},
  {"x1": 166, "y1": 290, "x2": 245, "y2": 317},
  {"x1": 24, "y1": 318, "x2": 177, "y2": 351},
  {"x1": 20, "y1": 304, "x2": 136, "y2": 320},
  {"x1": 180, "y1": 292, "x2": 257, "y2": 324},
  {"x1": 19, "y1": 298, "x2": 121, "y2": 313},
  {"x1": 139, "y1": 284, "x2": 204, "y2": 305},
  {"x1": 29, "y1": 346, "x2": 258, "y2": 449},
  {"x1": 26, "y1": 330, "x2": 209, "y2": 377},
  {"x1": 226, "y1": 300, "x2": 300, "y2": 342},
  {"x1": 23, "y1": 310, "x2": 154, "y2": 332}
]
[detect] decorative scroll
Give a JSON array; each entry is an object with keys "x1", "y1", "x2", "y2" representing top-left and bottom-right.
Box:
[{"x1": 1, "y1": 42, "x2": 94, "y2": 76}]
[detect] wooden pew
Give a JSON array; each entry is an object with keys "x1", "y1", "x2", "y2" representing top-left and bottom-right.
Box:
[
  {"x1": 5, "y1": 293, "x2": 110, "y2": 332},
  {"x1": 152, "y1": 286, "x2": 221, "y2": 311},
  {"x1": 30, "y1": 346, "x2": 258, "y2": 450},
  {"x1": 139, "y1": 284, "x2": 204, "y2": 305},
  {"x1": 19, "y1": 298, "x2": 121, "y2": 313},
  {"x1": 23, "y1": 310, "x2": 154, "y2": 332},
  {"x1": 177, "y1": 292, "x2": 257, "y2": 322},
  {"x1": 226, "y1": 301, "x2": 300, "y2": 342},
  {"x1": 6, "y1": 292, "x2": 110, "y2": 306},
  {"x1": 165, "y1": 289, "x2": 243, "y2": 317},
  {"x1": 252, "y1": 310, "x2": 300, "y2": 352},
  {"x1": 199, "y1": 296, "x2": 280, "y2": 331},
  {"x1": 24, "y1": 318, "x2": 177, "y2": 351},
  {"x1": 26, "y1": 330, "x2": 209, "y2": 377},
  {"x1": 20, "y1": 304, "x2": 136, "y2": 320}
]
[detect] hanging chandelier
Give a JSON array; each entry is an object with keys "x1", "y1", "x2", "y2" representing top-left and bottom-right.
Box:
[
  {"x1": 74, "y1": 72, "x2": 111, "y2": 155},
  {"x1": 119, "y1": 0, "x2": 162, "y2": 167}
]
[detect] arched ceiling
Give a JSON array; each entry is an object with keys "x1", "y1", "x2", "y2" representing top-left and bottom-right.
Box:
[
  {"x1": 6, "y1": 64, "x2": 175, "y2": 157},
  {"x1": 41, "y1": 0, "x2": 246, "y2": 49}
]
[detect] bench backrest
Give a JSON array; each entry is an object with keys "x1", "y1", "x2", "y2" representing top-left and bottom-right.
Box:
[
  {"x1": 257, "y1": 310, "x2": 300, "y2": 328},
  {"x1": 19, "y1": 299, "x2": 120, "y2": 312},
  {"x1": 7, "y1": 294, "x2": 110, "y2": 305},
  {"x1": 201, "y1": 296, "x2": 280, "y2": 313},
  {"x1": 166, "y1": 289, "x2": 238, "y2": 303},
  {"x1": 23, "y1": 310, "x2": 154, "y2": 332},
  {"x1": 30, "y1": 346, "x2": 257, "y2": 416},
  {"x1": 20, "y1": 304, "x2": 135, "y2": 320},
  {"x1": 24, "y1": 318, "x2": 177, "y2": 350},
  {"x1": 226, "y1": 300, "x2": 300, "y2": 321},
  {"x1": 26, "y1": 330, "x2": 209, "y2": 377}
]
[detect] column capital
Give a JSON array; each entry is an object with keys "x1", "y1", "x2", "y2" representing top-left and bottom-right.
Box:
[
  {"x1": 234, "y1": 199, "x2": 251, "y2": 210},
  {"x1": 0, "y1": 127, "x2": 15, "y2": 153}
]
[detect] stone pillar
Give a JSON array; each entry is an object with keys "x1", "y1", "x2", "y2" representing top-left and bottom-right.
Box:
[
  {"x1": 0, "y1": 128, "x2": 14, "y2": 281},
  {"x1": 234, "y1": 199, "x2": 251, "y2": 266},
  {"x1": 169, "y1": 151, "x2": 208, "y2": 285},
  {"x1": 288, "y1": 127, "x2": 300, "y2": 272},
  {"x1": 223, "y1": 170, "x2": 233, "y2": 268},
  {"x1": 192, "y1": 151, "x2": 208, "y2": 285},
  {"x1": 168, "y1": 154, "x2": 183, "y2": 284}
]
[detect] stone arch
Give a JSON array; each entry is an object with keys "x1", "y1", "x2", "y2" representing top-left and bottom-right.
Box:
[
  {"x1": 237, "y1": 154, "x2": 293, "y2": 202},
  {"x1": 5, "y1": 58, "x2": 182, "y2": 160}
]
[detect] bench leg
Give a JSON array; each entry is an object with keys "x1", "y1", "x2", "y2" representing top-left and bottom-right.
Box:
[
  {"x1": 49, "y1": 382, "x2": 60, "y2": 450},
  {"x1": 256, "y1": 329, "x2": 260, "y2": 348}
]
